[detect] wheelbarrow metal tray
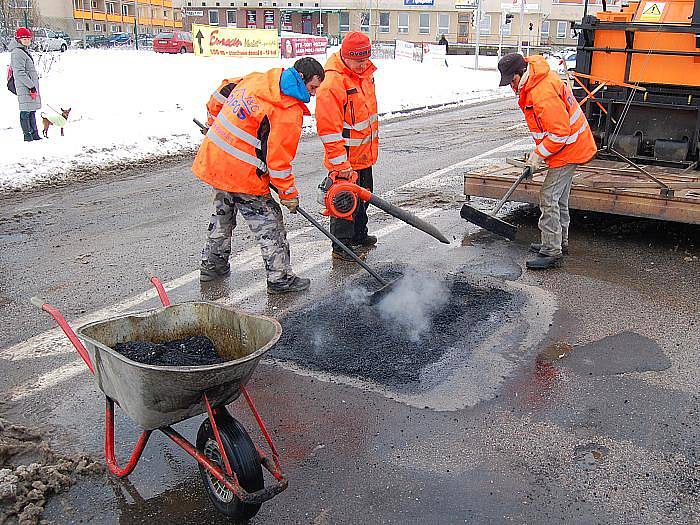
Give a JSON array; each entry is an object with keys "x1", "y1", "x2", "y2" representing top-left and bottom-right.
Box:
[{"x1": 76, "y1": 301, "x2": 282, "y2": 430}]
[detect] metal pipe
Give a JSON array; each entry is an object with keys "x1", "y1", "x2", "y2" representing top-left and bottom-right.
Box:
[{"x1": 581, "y1": 46, "x2": 700, "y2": 57}]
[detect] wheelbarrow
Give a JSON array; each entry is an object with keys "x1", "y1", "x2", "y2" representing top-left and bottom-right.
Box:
[{"x1": 31, "y1": 274, "x2": 287, "y2": 521}]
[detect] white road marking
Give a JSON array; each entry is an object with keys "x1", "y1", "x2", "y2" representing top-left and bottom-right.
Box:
[{"x1": 4, "y1": 137, "x2": 528, "y2": 399}]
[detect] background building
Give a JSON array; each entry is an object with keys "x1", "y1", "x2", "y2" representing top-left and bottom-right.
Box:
[{"x1": 6, "y1": 0, "x2": 607, "y2": 45}]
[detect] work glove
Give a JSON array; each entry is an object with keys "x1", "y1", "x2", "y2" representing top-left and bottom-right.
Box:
[
  {"x1": 29, "y1": 87, "x2": 38, "y2": 100},
  {"x1": 200, "y1": 125, "x2": 209, "y2": 135},
  {"x1": 526, "y1": 149, "x2": 544, "y2": 172},
  {"x1": 522, "y1": 166, "x2": 533, "y2": 180},
  {"x1": 335, "y1": 168, "x2": 358, "y2": 184},
  {"x1": 280, "y1": 197, "x2": 299, "y2": 214}
]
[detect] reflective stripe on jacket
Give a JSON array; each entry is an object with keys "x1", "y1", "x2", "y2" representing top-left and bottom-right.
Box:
[
  {"x1": 205, "y1": 77, "x2": 242, "y2": 127},
  {"x1": 315, "y1": 52, "x2": 379, "y2": 171},
  {"x1": 518, "y1": 55, "x2": 597, "y2": 168},
  {"x1": 192, "y1": 68, "x2": 309, "y2": 198}
]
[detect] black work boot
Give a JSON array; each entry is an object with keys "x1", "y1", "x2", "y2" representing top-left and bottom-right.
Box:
[
  {"x1": 28, "y1": 112, "x2": 41, "y2": 141},
  {"x1": 332, "y1": 246, "x2": 366, "y2": 262},
  {"x1": 267, "y1": 276, "x2": 311, "y2": 295},
  {"x1": 351, "y1": 234, "x2": 378, "y2": 249},
  {"x1": 526, "y1": 253, "x2": 563, "y2": 270},
  {"x1": 530, "y1": 242, "x2": 569, "y2": 255},
  {"x1": 200, "y1": 262, "x2": 231, "y2": 283},
  {"x1": 20, "y1": 114, "x2": 33, "y2": 141}
]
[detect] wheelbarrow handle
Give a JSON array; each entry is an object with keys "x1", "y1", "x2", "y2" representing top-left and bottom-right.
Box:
[{"x1": 29, "y1": 296, "x2": 95, "y2": 374}]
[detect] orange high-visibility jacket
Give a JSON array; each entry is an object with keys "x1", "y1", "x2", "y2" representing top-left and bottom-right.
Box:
[
  {"x1": 315, "y1": 52, "x2": 379, "y2": 172},
  {"x1": 192, "y1": 68, "x2": 310, "y2": 199},
  {"x1": 205, "y1": 77, "x2": 243, "y2": 127},
  {"x1": 518, "y1": 55, "x2": 597, "y2": 168}
]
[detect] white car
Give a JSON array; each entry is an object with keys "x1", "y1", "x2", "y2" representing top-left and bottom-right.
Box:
[{"x1": 33, "y1": 28, "x2": 68, "y2": 52}]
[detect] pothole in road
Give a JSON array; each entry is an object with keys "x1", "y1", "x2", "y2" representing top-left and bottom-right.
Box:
[
  {"x1": 271, "y1": 270, "x2": 517, "y2": 395},
  {"x1": 573, "y1": 443, "x2": 610, "y2": 471}
]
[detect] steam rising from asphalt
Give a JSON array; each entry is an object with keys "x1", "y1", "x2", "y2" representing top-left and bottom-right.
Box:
[{"x1": 376, "y1": 271, "x2": 449, "y2": 342}]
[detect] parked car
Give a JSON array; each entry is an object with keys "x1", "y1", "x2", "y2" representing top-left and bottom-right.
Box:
[
  {"x1": 54, "y1": 31, "x2": 72, "y2": 47},
  {"x1": 32, "y1": 28, "x2": 68, "y2": 52},
  {"x1": 136, "y1": 33, "x2": 154, "y2": 48},
  {"x1": 108, "y1": 32, "x2": 133, "y2": 47},
  {"x1": 84, "y1": 34, "x2": 109, "y2": 48},
  {"x1": 153, "y1": 31, "x2": 193, "y2": 54}
]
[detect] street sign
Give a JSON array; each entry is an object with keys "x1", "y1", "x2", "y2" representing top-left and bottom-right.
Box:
[{"x1": 455, "y1": 0, "x2": 478, "y2": 9}]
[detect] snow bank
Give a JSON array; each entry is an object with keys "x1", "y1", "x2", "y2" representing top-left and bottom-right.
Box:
[{"x1": 0, "y1": 48, "x2": 506, "y2": 191}]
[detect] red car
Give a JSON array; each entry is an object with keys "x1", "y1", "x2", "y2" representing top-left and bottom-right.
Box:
[{"x1": 153, "y1": 31, "x2": 193, "y2": 54}]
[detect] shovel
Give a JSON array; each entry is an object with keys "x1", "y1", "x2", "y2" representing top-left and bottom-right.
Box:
[{"x1": 460, "y1": 166, "x2": 534, "y2": 240}]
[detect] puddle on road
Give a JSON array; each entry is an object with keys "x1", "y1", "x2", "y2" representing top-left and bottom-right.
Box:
[
  {"x1": 271, "y1": 270, "x2": 515, "y2": 395},
  {"x1": 556, "y1": 332, "x2": 670, "y2": 376}
]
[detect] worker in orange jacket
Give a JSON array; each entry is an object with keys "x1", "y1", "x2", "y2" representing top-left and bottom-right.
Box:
[
  {"x1": 498, "y1": 53, "x2": 597, "y2": 270},
  {"x1": 193, "y1": 57, "x2": 325, "y2": 293},
  {"x1": 315, "y1": 32, "x2": 379, "y2": 261}
]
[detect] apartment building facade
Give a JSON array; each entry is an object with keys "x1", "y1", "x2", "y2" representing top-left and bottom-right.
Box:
[{"x1": 28, "y1": 0, "x2": 182, "y2": 37}]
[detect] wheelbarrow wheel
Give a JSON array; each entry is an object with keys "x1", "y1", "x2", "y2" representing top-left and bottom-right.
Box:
[{"x1": 196, "y1": 412, "x2": 264, "y2": 520}]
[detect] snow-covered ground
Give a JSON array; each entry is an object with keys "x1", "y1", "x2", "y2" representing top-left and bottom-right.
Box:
[{"x1": 0, "y1": 48, "x2": 507, "y2": 191}]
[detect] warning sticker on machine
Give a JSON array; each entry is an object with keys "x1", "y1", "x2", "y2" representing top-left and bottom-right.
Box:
[{"x1": 639, "y1": 1, "x2": 665, "y2": 21}]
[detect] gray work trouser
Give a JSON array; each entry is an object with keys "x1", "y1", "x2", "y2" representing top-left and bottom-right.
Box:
[
  {"x1": 201, "y1": 190, "x2": 294, "y2": 284},
  {"x1": 538, "y1": 164, "x2": 577, "y2": 256}
]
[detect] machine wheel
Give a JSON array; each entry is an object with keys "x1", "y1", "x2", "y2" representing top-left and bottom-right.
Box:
[
  {"x1": 196, "y1": 413, "x2": 264, "y2": 520},
  {"x1": 60, "y1": 44, "x2": 67, "y2": 52},
  {"x1": 179, "y1": 46, "x2": 186, "y2": 53}
]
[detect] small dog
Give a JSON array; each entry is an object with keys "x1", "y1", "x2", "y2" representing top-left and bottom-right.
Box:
[{"x1": 41, "y1": 108, "x2": 71, "y2": 138}]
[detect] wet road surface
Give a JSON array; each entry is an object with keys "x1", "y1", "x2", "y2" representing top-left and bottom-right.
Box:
[{"x1": 1, "y1": 98, "x2": 699, "y2": 524}]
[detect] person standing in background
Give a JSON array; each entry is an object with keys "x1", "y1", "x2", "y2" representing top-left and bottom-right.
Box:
[{"x1": 9, "y1": 28, "x2": 42, "y2": 142}]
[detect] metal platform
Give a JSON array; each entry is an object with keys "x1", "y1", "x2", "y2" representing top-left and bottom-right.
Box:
[{"x1": 464, "y1": 159, "x2": 700, "y2": 225}]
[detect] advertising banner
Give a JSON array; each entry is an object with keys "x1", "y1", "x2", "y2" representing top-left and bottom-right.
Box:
[
  {"x1": 404, "y1": 0, "x2": 435, "y2": 5},
  {"x1": 192, "y1": 24, "x2": 279, "y2": 57},
  {"x1": 280, "y1": 35, "x2": 328, "y2": 58},
  {"x1": 395, "y1": 39, "x2": 415, "y2": 61}
]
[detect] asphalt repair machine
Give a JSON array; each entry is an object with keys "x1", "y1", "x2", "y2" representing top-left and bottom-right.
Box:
[{"x1": 462, "y1": 0, "x2": 700, "y2": 228}]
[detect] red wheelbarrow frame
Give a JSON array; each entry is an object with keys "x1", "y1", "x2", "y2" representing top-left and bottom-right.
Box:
[{"x1": 33, "y1": 276, "x2": 288, "y2": 506}]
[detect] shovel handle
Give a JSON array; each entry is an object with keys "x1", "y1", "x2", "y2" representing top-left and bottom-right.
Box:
[{"x1": 492, "y1": 168, "x2": 532, "y2": 214}]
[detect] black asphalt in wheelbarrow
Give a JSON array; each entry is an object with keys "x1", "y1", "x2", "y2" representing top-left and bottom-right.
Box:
[{"x1": 31, "y1": 275, "x2": 288, "y2": 521}]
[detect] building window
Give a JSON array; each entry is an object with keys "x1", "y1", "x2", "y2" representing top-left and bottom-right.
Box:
[
  {"x1": 556, "y1": 20, "x2": 566, "y2": 37},
  {"x1": 360, "y1": 11, "x2": 369, "y2": 32},
  {"x1": 419, "y1": 13, "x2": 430, "y2": 34},
  {"x1": 478, "y1": 14, "x2": 490, "y2": 34},
  {"x1": 438, "y1": 13, "x2": 449, "y2": 35},
  {"x1": 398, "y1": 12, "x2": 409, "y2": 33},
  {"x1": 90, "y1": 0, "x2": 97, "y2": 8},
  {"x1": 339, "y1": 11, "x2": 349, "y2": 32},
  {"x1": 226, "y1": 9, "x2": 236, "y2": 25},
  {"x1": 209, "y1": 9, "x2": 219, "y2": 24},
  {"x1": 121, "y1": 4, "x2": 128, "y2": 15},
  {"x1": 246, "y1": 10, "x2": 256, "y2": 27},
  {"x1": 378, "y1": 12, "x2": 389, "y2": 33},
  {"x1": 76, "y1": 21, "x2": 84, "y2": 30},
  {"x1": 164, "y1": 9, "x2": 168, "y2": 17},
  {"x1": 94, "y1": 23, "x2": 103, "y2": 31},
  {"x1": 110, "y1": 23, "x2": 119, "y2": 31},
  {"x1": 501, "y1": 16, "x2": 511, "y2": 35},
  {"x1": 106, "y1": 2, "x2": 114, "y2": 13},
  {"x1": 282, "y1": 12, "x2": 292, "y2": 30},
  {"x1": 264, "y1": 9, "x2": 274, "y2": 28},
  {"x1": 541, "y1": 20, "x2": 549, "y2": 36}
]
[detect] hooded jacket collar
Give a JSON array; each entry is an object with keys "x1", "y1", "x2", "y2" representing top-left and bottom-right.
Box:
[
  {"x1": 519, "y1": 55, "x2": 551, "y2": 97},
  {"x1": 249, "y1": 68, "x2": 310, "y2": 115}
]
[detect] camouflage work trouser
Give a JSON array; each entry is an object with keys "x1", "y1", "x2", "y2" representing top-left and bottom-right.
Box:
[{"x1": 201, "y1": 190, "x2": 294, "y2": 284}]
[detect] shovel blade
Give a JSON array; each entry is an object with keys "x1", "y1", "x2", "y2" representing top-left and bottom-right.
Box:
[{"x1": 460, "y1": 203, "x2": 518, "y2": 240}]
